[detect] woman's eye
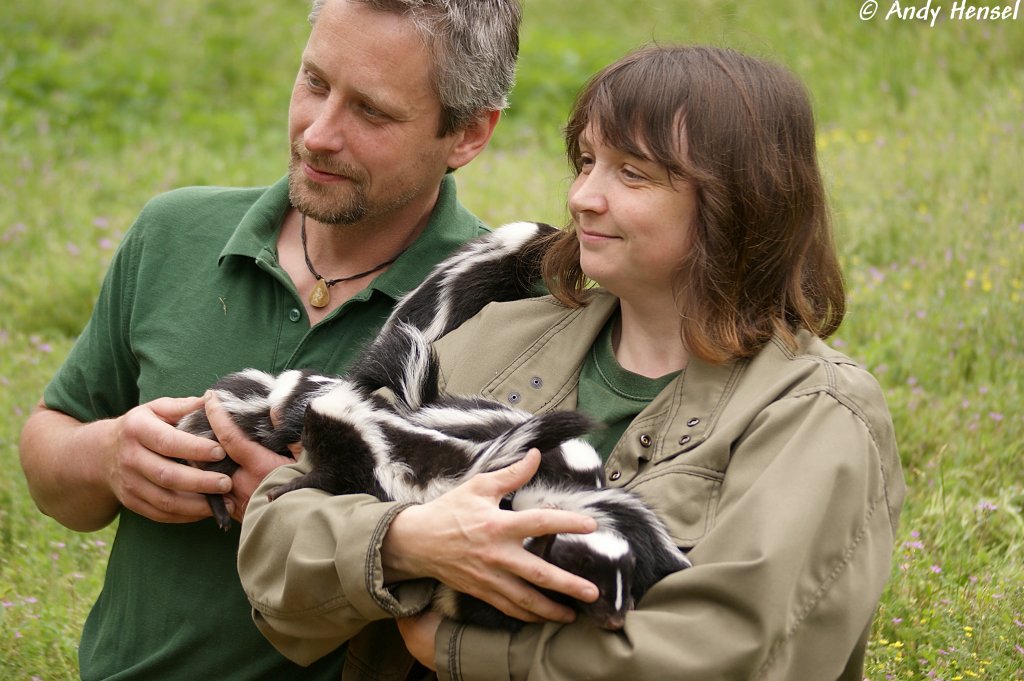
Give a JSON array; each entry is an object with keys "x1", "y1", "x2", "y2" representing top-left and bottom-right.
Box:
[{"x1": 622, "y1": 167, "x2": 646, "y2": 182}]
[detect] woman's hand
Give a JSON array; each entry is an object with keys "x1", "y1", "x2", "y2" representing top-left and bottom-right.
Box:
[
  {"x1": 382, "y1": 449, "x2": 599, "y2": 624},
  {"x1": 397, "y1": 610, "x2": 444, "y2": 671}
]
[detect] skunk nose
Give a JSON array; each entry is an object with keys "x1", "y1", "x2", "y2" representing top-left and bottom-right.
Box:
[{"x1": 599, "y1": 613, "x2": 627, "y2": 631}]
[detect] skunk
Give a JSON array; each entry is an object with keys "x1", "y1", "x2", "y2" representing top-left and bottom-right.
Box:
[
  {"x1": 177, "y1": 221, "x2": 691, "y2": 630},
  {"x1": 513, "y1": 484, "x2": 692, "y2": 630},
  {"x1": 175, "y1": 369, "x2": 341, "y2": 528},
  {"x1": 269, "y1": 321, "x2": 689, "y2": 632},
  {"x1": 265, "y1": 371, "x2": 603, "y2": 504},
  {"x1": 178, "y1": 222, "x2": 558, "y2": 529}
]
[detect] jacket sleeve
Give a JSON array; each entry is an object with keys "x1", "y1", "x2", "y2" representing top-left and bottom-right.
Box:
[
  {"x1": 237, "y1": 458, "x2": 435, "y2": 666},
  {"x1": 434, "y1": 387, "x2": 902, "y2": 681}
]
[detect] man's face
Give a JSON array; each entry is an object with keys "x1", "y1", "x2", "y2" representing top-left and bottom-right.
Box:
[{"x1": 287, "y1": 0, "x2": 460, "y2": 227}]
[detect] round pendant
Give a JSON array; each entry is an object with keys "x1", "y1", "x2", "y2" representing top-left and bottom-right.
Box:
[{"x1": 309, "y1": 279, "x2": 330, "y2": 308}]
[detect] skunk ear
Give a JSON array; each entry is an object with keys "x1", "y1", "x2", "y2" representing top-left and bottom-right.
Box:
[{"x1": 526, "y1": 534, "x2": 557, "y2": 560}]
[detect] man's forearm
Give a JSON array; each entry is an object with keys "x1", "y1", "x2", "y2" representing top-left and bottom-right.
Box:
[{"x1": 19, "y1": 402, "x2": 121, "y2": 532}]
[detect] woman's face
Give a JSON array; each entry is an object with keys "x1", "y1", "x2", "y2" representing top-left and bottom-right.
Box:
[{"x1": 568, "y1": 125, "x2": 697, "y2": 305}]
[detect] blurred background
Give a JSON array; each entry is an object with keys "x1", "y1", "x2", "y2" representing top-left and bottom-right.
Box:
[{"x1": 2, "y1": 1, "x2": 1022, "y2": 677}]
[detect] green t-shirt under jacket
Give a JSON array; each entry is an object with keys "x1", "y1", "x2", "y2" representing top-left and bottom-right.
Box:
[{"x1": 43, "y1": 174, "x2": 488, "y2": 681}]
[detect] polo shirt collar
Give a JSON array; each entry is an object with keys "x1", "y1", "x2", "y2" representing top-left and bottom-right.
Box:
[
  {"x1": 219, "y1": 175, "x2": 292, "y2": 264},
  {"x1": 217, "y1": 173, "x2": 483, "y2": 302}
]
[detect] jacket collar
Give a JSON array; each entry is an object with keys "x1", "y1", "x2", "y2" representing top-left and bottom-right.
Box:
[{"x1": 479, "y1": 289, "x2": 744, "y2": 474}]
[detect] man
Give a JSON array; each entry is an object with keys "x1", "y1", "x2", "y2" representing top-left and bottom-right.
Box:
[{"x1": 18, "y1": 0, "x2": 521, "y2": 678}]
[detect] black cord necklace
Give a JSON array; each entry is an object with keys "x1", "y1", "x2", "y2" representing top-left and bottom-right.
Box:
[{"x1": 300, "y1": 213, "x2": 404, "y2": 308}]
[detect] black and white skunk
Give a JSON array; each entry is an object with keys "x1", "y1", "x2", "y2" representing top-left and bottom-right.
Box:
[
  {"x1": 178, "y1": 221, "x2": 691, "y2": 630},
  {"x1": 267, "y1": 320, "x2": 690, "y2": 632},
  {"x1": 176, "y1": 368, "x2": 341, "y2": 526},
  {"x1": 423, "y1": 448, "x2": 693, "y2": 631},
  {"x1": 179, "y1": 221, "x2": 558, "y2": 528},
  {"x1": 265, "y1": 320, "x2": 605, "y2": 504},
  {"x1": 433, "y1": 486, "x2": 691, "y2": 631}
]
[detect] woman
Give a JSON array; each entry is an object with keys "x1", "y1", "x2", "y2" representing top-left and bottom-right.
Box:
[{"x1": 238, "y1": 45, "x2": 905, "y2": 680}]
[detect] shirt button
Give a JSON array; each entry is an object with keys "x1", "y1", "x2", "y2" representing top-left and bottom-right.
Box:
[
  {"x1": 288, "y1": 308, "x2": 302, "y2": 322},
  {"x1": 678, "y1": 435, "x2": 692, "y2": 445},
  {"x1": 530, "y1": 376, "x2": 543, "y2": 389},
  {"x1": 687, "y1": 417, "x2": 701, "y2": 427},
  {"x1": 639, "y1": 434, "x2": 653, "y2": 447},
  {"x1": 609, "y1": 471, "x2": 622, "y2": 481},
  {"x1": 508, "y1": 392, "x2": 521, "y2": 404}
]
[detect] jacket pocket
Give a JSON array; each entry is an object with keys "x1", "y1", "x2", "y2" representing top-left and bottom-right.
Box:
[{"x1": 627, "y1": 466, "x2": 723, "y2": 549}]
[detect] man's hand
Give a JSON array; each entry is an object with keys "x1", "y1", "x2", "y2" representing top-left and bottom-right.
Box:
[
  {"x1": 382, "y1": 449, "x2": 599, "y2": 624},
  {"x1": 108, "y1": 396, "x2": 234, "y2": 523},
  {"x1": 203, "y1": 392, "x2": 294, "y2": 521}
]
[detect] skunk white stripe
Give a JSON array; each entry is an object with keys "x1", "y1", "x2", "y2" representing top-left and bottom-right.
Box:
[
  {"x1": 410, "y1": 405, "x2": 524, "y2": 431},
  {"x1": 309, "y1": 385, "x2": 392, "y2": 462},
  {"x1": 266, "y1": 370, "x2": 303, "y2": 409},
  {"x1": 558, "y1": 439, "x2": 604, "y2": 474},
  {"x1": 417, "y1": 223, "x2": 543, "y2": 340},
  {"x1": 615, "y1": 569, "x2": 624, "y2": 612},
  {"x1": 559, "y1": 528, "x2": 631, "y2": 559}
]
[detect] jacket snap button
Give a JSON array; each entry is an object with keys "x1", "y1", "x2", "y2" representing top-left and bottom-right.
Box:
[
  {"x1": 639, "y1": 434, "x2": 652, "y2": 447},
  {"x1": 508, "y1": 392, "x2": 521, "y2": 404},
  {"x1": 678, "y1": 435, "x2": 691, "y2": 445},
  {"x1": 687, "y1": 417, "x2": 700, "y2": 427},
  {"x1": 530, "y1": 376, "x2": 543, "y2": 389},
  {"x1": 609, "y1": 471, "x2": 622, "y2": 481}
]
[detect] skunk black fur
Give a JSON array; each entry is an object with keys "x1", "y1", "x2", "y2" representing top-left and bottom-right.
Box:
[
  {"x1": 177, "y1": 221, "x2": 691, "y2": 630},
  {"x1": 178, "y1": 221, "x2": 557, "y2": 528}
]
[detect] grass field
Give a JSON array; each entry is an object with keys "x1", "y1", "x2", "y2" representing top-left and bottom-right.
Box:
[{"x1": 2, "y1": 0, "x2": 1022, "y2": 678}]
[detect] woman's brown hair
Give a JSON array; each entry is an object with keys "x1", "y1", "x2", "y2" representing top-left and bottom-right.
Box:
[{"x1": 542, "y1": 45, "x2": 845, "y2": 364}]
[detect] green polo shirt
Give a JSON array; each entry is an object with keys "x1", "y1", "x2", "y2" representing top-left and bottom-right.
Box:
[{"x1": 43, "y1": 174, "x2": 487, "y2": 681}]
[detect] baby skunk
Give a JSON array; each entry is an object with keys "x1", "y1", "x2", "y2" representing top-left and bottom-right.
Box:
[
  {"x1": 271, "y1": 322, "x2": 689, "y2": 632},
  {"x1": 176, "y1": 369, "x2": 339, "y2": 530},
  {"x1": 178, "y1": 222, "x2": 558, "y2": 529},
  {"x1": 177, "y1": 221, "x2": 691, "y2": 630},
  {"x1": 514, "y1": 485, "x2": 692, "y2": 631},
  {"x1": 265, "y1": 321, "x2": 605, "y2": 505}
]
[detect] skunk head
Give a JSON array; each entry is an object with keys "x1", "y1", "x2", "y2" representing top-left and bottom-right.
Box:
[{"x1": 528, "y1": 529, "x2": 636, "y2": 631}]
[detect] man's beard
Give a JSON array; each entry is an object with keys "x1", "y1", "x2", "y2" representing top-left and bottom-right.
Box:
[{"x1": 288, "y1": 144, "x2": 371, "y2": 225}]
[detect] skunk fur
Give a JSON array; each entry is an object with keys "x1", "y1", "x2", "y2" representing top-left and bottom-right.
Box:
[
  {"x1": 178, "y1": 221, "x2": 557, "y2": 528},
  {"x1": 177, "y1": 221, "x2": 691, "y2": 630}
]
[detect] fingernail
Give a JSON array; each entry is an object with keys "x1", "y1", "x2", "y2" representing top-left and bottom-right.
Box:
[
  {"x1": 219, "y1": 478, "x2": 231, "y2": 493},
  {"x1": 212, "y1": 446, "x2": 226, "y2": 460}
]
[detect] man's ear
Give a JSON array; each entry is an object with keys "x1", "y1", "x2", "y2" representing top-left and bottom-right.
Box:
[{"x1": 445, "y1": 109, "x2": 501, "y2": 170}]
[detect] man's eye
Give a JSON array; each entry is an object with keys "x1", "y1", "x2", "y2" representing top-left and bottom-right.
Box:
[
  {"x1": 305, "y1": 71, "x2": 326, "y2": 90},
  {"x1": 361, "y1": 103, "x2": 385, "y2": 119}
]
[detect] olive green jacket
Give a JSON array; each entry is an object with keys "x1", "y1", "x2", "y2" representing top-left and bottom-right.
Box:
[{"x1": 238, "y1": 290, "x2": 905, "y2": 681}]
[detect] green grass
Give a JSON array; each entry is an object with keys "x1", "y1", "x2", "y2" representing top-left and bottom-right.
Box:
[{"x1": 2, "y1": 0, "x2": 1022, "y2": 678}]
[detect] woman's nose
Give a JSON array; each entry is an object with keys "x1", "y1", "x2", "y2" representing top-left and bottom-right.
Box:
[{"x1": 568, "y1": 171, "x2": 607, "y2": 215}]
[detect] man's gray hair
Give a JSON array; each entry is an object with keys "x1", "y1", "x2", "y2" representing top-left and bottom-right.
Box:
[{"x1": 309, "y1": 0, "x2": 521, "y2": 136}]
